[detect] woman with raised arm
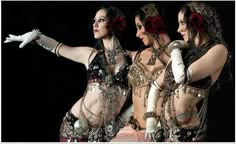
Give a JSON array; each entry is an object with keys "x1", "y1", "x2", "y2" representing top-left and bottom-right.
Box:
[
  {"x1": 4, "y1": 6, "x2": 132, "y2": 142},
  {"x1": 145, "y1": 2, "x2": 232, "y2": 142}
]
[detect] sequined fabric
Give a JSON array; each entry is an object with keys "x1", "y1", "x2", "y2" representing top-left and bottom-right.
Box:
[{"x1": 128, "y1": 52, "x2": 165, "y2": 88}]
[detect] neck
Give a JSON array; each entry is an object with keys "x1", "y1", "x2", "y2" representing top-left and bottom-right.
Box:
[
  {"x1": 194, "y1": 33, "x2": 210, "y2": 48},
  {"x1": 102, "y1": 37, "x2": 113, "y2": 51}
]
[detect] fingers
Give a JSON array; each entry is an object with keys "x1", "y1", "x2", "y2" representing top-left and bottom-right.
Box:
[
  {"x1": 4, "y1": 39, "x2": 12, "y2": 43},
  {"x1": 4, "y1": 34, "x2": 22, "y2": 43},
  {"x1": 4, "y1": 35, "x2": 13, "y2": 43},
  {"x1": 9, "y1": 34, "x2": 19, "y2": 40},
  {"x1": 19, "y1": 40, "x2": 30, "y2": 48},
  {"x1": 145, "y1": 132, "x2": 151, "y2": 140},
  {"x1": 148, "y1": 133, "x2": 151, "y2": 139}
]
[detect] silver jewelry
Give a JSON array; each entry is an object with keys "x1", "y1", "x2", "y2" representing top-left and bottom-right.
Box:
[{"x1": 105, "y1": 49, "x2": 119, "y2": 65}]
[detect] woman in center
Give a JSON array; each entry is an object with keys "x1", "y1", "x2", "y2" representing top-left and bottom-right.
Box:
[{"x1": 111, "y1": 3, "x2": 171, "y2": 142}]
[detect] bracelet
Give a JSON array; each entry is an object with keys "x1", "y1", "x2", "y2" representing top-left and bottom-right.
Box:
[
  {"x1": 168, "y1": 40, "x2": 188, "y2": 53},
  {"x1": 55, "y1": 43, "x2": 62, "y2": 57},
  {"x1": 143, "y1": 111, "x2": 158, "y2": 120}
]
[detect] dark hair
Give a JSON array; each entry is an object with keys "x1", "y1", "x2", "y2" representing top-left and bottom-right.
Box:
[
  {"x1": 179, "y1": 4, "x2": 201, "y2": 40},
  {"x1": 179, "y1": 2, "x2": 225, "y2": 44},
  {"x1": 135, "y1": 3, "x2": 167, "y2": 37},
  {"x1": 96, "y1": 6, "x2": 126, "y2": 39},
  {"x1": 135, "y1": 9, "x2": 146, "y2": 24},
  {"x1": 92, "y1": 6, "x2": 127, "y2": 51},
  {"x1": 180, "y1": 2, "x2": 232, "y2": 90}
]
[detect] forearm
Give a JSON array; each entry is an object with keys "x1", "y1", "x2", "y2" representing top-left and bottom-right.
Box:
[
  {"x1": 169, "y1": 40, "x2": 192, "y2": 84},
  {"x1": 146, "y1": 81, "x2": 161, "y2": 112},
  {"x1": 36, "y1": 32, "x2": 62, "y2": 56},
  {"x1": 144, "y1": 81, "x2": 162, "y2": 139}
]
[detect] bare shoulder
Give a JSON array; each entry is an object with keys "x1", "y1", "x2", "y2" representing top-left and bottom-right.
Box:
[
  {"x1": 208, "y1": 44, "x2": 228, "y2": 56},
  {"x1": 126, "y1": 50, "x2": 138, "y2": 62}
]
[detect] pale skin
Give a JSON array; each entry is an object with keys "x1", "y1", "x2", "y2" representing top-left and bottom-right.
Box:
[
  {"x1": 133, "y1": 16, "x2": 170, "y2": 128},
  {"x1": 49, "y1": 9, "x2": 129, "y2": 126},
  {"x1": 111, "y1": 15, "x2": 171, "y2": 142},
  {"x1": 4, "y1": 8, "x2": 131, "y2": 126},
  {"x1": 159, "y1": 11, "x2": 228, "y2": 128}
]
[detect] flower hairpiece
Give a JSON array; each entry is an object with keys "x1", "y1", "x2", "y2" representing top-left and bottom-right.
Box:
[
  {"x1": 144, "y1": 15, "x2": 166, "y2": 35},
  {"x1": 189, "y1": 12, "x2": 205, "y2": 32},
  {"x1": 112, "y1": 16, "x2": 126, "y2": 33}
]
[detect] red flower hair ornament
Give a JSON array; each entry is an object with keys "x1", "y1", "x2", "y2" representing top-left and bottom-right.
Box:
[
  {"x1": 189, "y1": 12, "x2": 205, "y2": 32},
  {"x1": 144, "y1": 15, "x2": 166, "y2": 35},
  {"x1": 111, "y1": 16, "x2": 127, "y2": 33}
]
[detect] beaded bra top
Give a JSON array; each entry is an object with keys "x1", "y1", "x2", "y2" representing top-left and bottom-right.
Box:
[
  {"x1": 128, "y1": 51, "x2": 165, "y2": 88},
  {"x1": 87, "y1": 50, "x2": 131, "y2": 89}
]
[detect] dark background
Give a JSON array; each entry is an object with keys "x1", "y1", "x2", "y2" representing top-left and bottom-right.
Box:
[{"x1": 2, "y1": 1, "x2": 235, "y2": 142}]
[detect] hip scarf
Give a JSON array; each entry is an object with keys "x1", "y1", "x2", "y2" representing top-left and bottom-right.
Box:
[{"x1": 59, "y1": 111, "x2": 125, "y2": 142}]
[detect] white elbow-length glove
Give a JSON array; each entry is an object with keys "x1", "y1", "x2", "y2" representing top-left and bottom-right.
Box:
[
  {"x1": 4, "y1": 29, "x2": 61, "y2": 55},
  {"x1": 169, "y1": 40, "x2": 192, "y2": 84},
  {"x1": 145, "y1": 81, "x2": 161, "y2": 140}
]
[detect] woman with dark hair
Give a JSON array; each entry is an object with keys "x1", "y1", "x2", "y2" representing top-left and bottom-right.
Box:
[
  {"x1": 111, "y1": 3, "x2": 171, "y2": 142},
  {"x1": 4, "y1": 6, "x2": 132, "y2": 142},
  {"x1": 145, "y1": 1, "x2": 232, "y2": 142}
]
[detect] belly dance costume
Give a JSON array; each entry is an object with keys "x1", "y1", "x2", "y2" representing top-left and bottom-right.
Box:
[
  {"x1": 161, "y1": 40, "x2": 220, "y2": 142},
  {"x1": 59, "y1": 49, "x2": 132, "y2": 142},
  {"x1": 115, "y1": 48, "x2": 168, "y2": 141}
]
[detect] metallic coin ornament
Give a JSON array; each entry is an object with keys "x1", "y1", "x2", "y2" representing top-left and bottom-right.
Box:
[{"x1": 74, "y1": 119, "x2": 89, "y2": 135}]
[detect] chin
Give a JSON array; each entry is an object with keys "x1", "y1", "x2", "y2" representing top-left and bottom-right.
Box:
[
  {"x1": 94, "y1": 35, "x2": 100, "y2": 39},
  {"x1": 143, "y1": 41, "x2": 149, "y2": 46}
]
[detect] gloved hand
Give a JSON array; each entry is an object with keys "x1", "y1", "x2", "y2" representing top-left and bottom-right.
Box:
[
  {"x1": 4, "y1": 29, "x2": 40, "y2": 48},
  {"x1": 4, "y1": 29, "x2": 61, "y2": 55},
  {"x1": 145, "y1": 117, "x2": 156, "y2": 140}
]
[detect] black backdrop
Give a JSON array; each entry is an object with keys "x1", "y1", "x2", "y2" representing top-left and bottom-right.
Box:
[{"x1": 2, "y1": 1, "x2": 235, "y2": 142}]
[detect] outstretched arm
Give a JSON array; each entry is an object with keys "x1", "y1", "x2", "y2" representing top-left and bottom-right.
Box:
[{"x1": 4, "y1": 29, "x2": 97, "y2": 69}]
